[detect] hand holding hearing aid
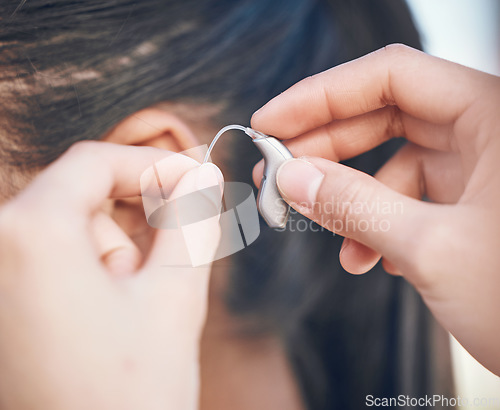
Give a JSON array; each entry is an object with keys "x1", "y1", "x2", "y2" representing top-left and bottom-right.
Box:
[
  {"x1": 0, "y1": 142, "x2": 223, "y2": 410},
  {"x1": 252, "y1": 45, "x2": 500, "y2": 375}
]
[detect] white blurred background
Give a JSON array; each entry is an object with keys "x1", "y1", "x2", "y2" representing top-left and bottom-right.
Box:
[
  {"x1": 406, "y1": 0, "x2": 499, "y2": 75},
  {"x1": 405, "y1": 0, "x2": 500, "y2": 407}
]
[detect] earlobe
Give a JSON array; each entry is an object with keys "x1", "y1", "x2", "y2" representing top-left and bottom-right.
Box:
[{"x1": 102, "y1": 107, "x2": 200, "y2": 153}]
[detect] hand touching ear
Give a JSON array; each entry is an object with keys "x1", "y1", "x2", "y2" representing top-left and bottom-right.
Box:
[{"x1": 0, "y1": 142, "x2": 223, "y2": 410}]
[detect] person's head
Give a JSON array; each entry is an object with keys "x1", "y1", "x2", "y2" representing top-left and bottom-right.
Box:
[
  {"x1": 1, "y1": 1, "x2": 451, "y2": 409},
  {"x1": 0, "y1": 0, "x2": 420, "y2": 196},
  {"x1": 0, "y1": 1, "x2": 309, "y2": 195}
]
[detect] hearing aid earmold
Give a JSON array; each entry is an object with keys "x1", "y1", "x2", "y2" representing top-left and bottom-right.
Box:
[{"x1": 203, "y1": 125, "x2": 293, "y2": 229}]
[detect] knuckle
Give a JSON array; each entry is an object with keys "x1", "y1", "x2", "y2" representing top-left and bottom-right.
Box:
[
  {"x1": 341, "y1": 178, "x2": 372, "y2": 215},
  {"x1": 297, "y1": 75, "x2": 318, "y2": 94},
  {"x1": 334, "y1": 179, "x2": 364, "y2": 214},
  {"x1": 318, "y1": 173, "x2": 376, "y2": 227},
  {"x1": 386, "y1": 105, "x2": 405, "y2": 138},
  {"x1": 383, "y1": 43, "x2": 412, "y2": 57}
]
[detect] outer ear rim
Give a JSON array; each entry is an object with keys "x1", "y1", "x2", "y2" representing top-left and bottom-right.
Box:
[{"x1": 102, "y1": 107, "x2": 200, "y2": 153}]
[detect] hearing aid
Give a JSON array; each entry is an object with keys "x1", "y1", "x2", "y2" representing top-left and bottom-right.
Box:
[{"x1": 203, "y1": 125, "x2": 293, "y2": 228}]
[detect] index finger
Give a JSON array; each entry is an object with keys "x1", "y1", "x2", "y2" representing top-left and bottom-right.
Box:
[
  {"x1": 19, "y1": 141, "x2": 199, "y2": 217},
  {"x1": 251, "y1": 44, "x2": 485, "y2": 139}
]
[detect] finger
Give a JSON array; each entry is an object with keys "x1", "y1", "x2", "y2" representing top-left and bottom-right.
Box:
[
  {"x1": 255, "y1": 134, "x2": 383, "y2": 274},
  {"x1": 90, "y1": 211, "x2": 142, "y2": 276},
  {"x1": 251, "y1": 106, "x2": 453, "y2": 187},
  {"x1": 340, "y1": 143, "x2": 463, "y2": 274},
  {"x1": 338, "y1": 142, "x2": 421, "y2": 275},
  {"x1": 136, "y1": 163, "x2": 223, "y2": 339},
  {"x1": 143, "y1": 162, "x2": 224, "y2": 270},
  {"x1": 381, "y1": 258, "x2": 402, "y2": 276},
  {"x1": 339, "y1": 142, "x2": 421, "y2": 275},
  {"x1": 252, "y1": 160, "x2": 265, "y2": 187},
  {"x1": 375, "y1": 143, "x2": 464, "y2": 204},
  {"x1": 10, "y1": 142, "x2": 200, "y2": 273},
  {"x1": 339, "y1": 238, "x2": 381, "y2": 275},
  {"x1": 282, "y1": 106, "x2": 456, "y2": 160},
  {"x1": 19, "y1": 142, "x2": 199, "y2": 218},
  {"x1": 252, "y1": 44, "x2": 485, "y2": 140},
  {"x1": 275, "y1": 156, "x2": 444, "y2": 270}
]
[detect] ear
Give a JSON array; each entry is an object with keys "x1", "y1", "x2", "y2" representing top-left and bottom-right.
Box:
[
  {"x1": 100, "y1": 107, "x2": 202, "y2": 257},
  {"x1": 103, "y1": 107, "x2": 200, "y2": 152}
]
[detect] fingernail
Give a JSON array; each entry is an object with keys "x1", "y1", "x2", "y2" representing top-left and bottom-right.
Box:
[
  {"x1": 198, "y1": 163, "x2": 224, "y2": 191},
  {"x1": 277, "y1": 158, "x2": 324, "y2": 209}
]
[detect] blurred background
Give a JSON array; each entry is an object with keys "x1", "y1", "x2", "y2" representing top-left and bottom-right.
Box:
[
  {"x1": 406, "y1": 0, "x2": 499, "y2": 75},
  {"x1": 405, "y1": 0, "x2": 500, "y2": 407}
]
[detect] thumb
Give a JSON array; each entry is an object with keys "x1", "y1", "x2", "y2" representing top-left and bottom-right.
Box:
[
  {"x1": 144, "y1": 162, "x2": 224, "y2": 269},
  {"x1": 276, "y1": 157, "x2": 436, "y2": 267}
]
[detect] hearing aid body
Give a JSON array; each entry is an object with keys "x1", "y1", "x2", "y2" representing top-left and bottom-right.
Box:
[
  {"x1": 204, "y1": 125, "x2": 293, "y2": 229},
  {"x1": 246, "y1": 130, "x2": 293, "y2": 228}
]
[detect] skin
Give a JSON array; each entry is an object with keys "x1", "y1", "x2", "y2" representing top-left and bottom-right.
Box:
[
  {"x1": 199, "y1": 268, "x2": 304, "y2": 410},
  {"x1": 0, "y1": 107, "x2": 302, "y2": 409},
  {"x1": 100, "y1": 106, "x2": 303, "y2": 410},
  {"x1": 1, "y1": 42, "x2": 498, "y2": 406},
  {"x1": 0, "y1": 142, "x2": 224, "y2": 410},
  {"x1": 251, "y1": 44, "x2": 500, "y2": 376}
]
